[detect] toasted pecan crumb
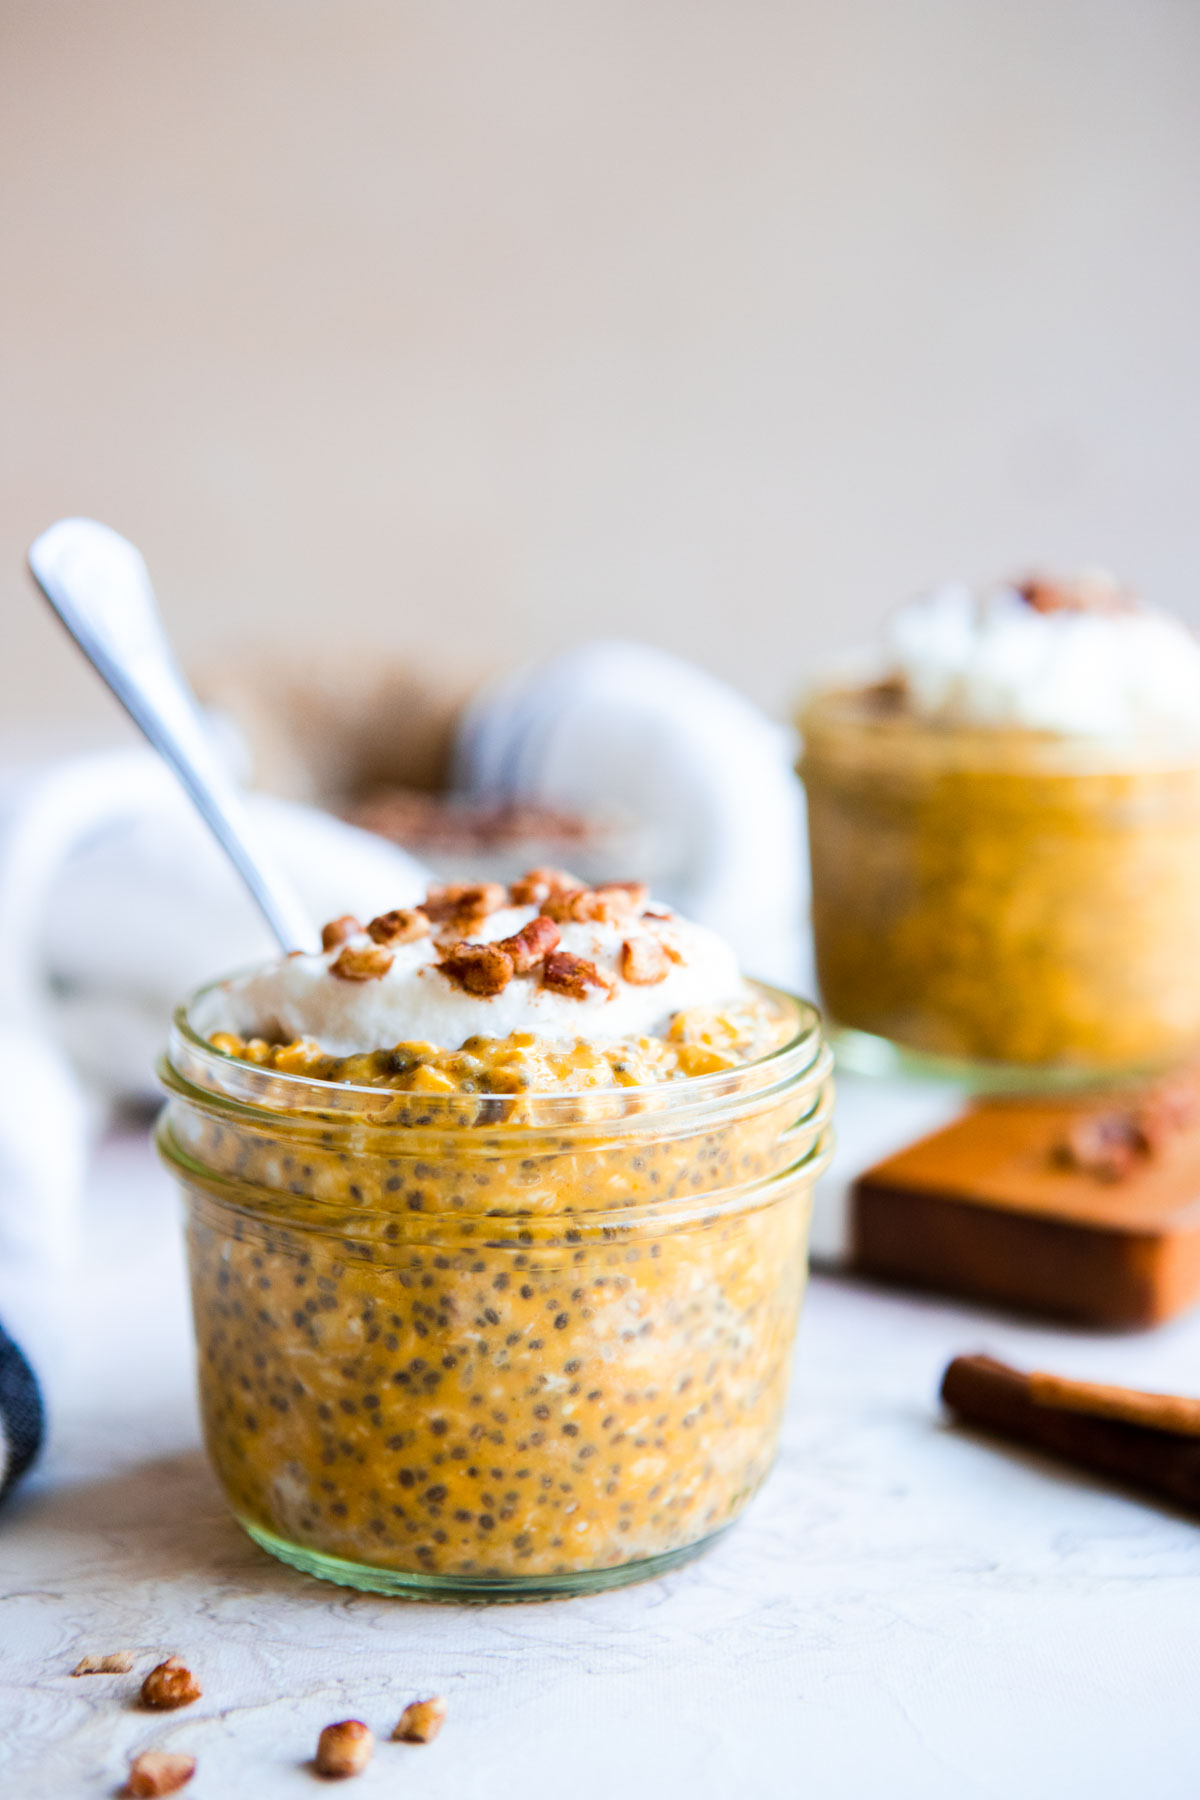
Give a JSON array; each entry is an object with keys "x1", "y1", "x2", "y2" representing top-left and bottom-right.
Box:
[
  {"x1": 620, "y1": 937, "x2": 669, "y2": 985},
  {"x1": 538, "y1": 886, "x2": 585, "y2": 922},
  {"x1": 367, "y1": 907, "x2": 429, "y2": 946},
  {"x1": 438, "y1": 941, "x2": 515, "y2": 996},
  {"x1": 541, "y1": 950, "x2": 613, "y2": 1000},
  {"x1": 140, "y1": 1658, "x2": 202, "y2": 1710},
  {"x1": 538, "y1": 885, "x2": 636, "y2": 925},
  {"x1": 331, "y1": 943, "x2": 395, "y2": 982},
  {"x1": 1054, "y1": 1112, "x2": 1144, "y2": 1182},
  {"x1": 321, "y1": 915, "x2": 362, "y2": 951},
  {"x1": 1136, "y1": 1076, "x2": 1200, "y2": 1150},
  {"x1": 1052, "y1": 1073, "x2": 1200, "y2": 1183},
  {"x1": 392, "y1": 1694, "x2": 448, "y2": 1743},
  {"x1": 509, "y1": 867, "x2": 576, "y2": 906},
  {"x1": 497, "y1": 916, "x2": 560, "y2": 973},
  {"x1": 123, "y1": 1750, "x2": 196, "y2": 1797},
  {"x1": 596, "y1": 880, "x2": 649, "y2": 910},
  {"x1": 1015, "y1": 571, "x2": 1133, "y2": 616},
  {"x1": 423, "y1": 881, "x2": 506, "y2": 924},
  {"x1": 315, "y1": 1720, "x2": 374, "y2": 1778},
  {"x1": 72, "y1": 1650, "x2": 136, "y2": 1675}
]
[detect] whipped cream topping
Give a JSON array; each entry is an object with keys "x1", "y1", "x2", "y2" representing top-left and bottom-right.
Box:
[
  {"x1": 205, "y1": 900, "x2": 746, "y2": 1056},
  {"x1": 887, "y1": 578, "x2": 1200, "y2": 738}
]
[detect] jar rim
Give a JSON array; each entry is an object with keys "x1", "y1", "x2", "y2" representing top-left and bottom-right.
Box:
[
  {"x1": 164, "y1": 974, "x2": 827, "y2": 1131},
  {"x1": 799, "y1": 681, "x2": 1200, "y2": 774}
]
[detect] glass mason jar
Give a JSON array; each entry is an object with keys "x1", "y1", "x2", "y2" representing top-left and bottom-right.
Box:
[
  {"x1": 801, "y1": 684, "x2": 1200, "y2": 1082},
  {"x1": 157, "y1": 980, "x2": 832, "y2": 1602}
]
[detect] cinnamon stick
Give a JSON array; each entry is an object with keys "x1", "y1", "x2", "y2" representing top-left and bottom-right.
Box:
[
  {"x1": 1028, "y1": 1371, "x2": 1200, "y2": 1438},
  {"x1": 941, "y1": 1355, "x2": 1200, "y2": 1514}
]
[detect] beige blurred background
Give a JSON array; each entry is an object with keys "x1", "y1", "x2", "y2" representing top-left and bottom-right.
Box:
[{"x1": 4, "y1": 0, "x2": 1199, "y2": 741}]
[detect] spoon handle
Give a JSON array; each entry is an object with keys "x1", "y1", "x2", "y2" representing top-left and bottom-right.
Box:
[{"x1": 28, "y1": 517, "x2": 314, "y2": 954}]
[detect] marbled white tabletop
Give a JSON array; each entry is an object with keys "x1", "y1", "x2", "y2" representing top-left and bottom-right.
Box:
[{"x1": 3, "y1": 1121, "x2": 1199, "y2": 1798}]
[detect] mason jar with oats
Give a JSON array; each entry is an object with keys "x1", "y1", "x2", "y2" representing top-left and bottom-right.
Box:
[
  {"x1": 157, "y1": 870, "x2": 833, "y2": 1600},
  {"x1": 800, "y1": 574, "x2": 1200, "y2": 1082}
]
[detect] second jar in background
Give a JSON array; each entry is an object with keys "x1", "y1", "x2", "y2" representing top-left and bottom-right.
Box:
[{"x1": 801, "y1": 682, "x2": 1200, "y2": 1079}]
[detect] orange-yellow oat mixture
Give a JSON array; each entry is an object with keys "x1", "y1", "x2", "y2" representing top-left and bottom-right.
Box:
[{"x1": 159, "y1": 873, "x2": 830, "y2": 1593}]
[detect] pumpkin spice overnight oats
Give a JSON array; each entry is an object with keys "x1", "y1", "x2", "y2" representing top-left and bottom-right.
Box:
[
  {"x1": 157, "y1": 870, "x2": 832, "y2": 1599},
  {"x1": 801, "y1": 573, "x2": 1200, "y2": 1082}
]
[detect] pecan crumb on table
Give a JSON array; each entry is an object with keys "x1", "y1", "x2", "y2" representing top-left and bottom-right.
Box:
[
  {"x1": 71, "y1": 1650, "x2": 136, "y2": 1675},
  {"x1": 315, "y1": 1719, "x2": 374, "y2": 1778},
  {"x1": 123, "y1": 1750, "x2": 196, "y2": 1796},
  {"x1": 392, "y1": 1695, "x2": 448, "y2": 1743},
  {"x1": 140, "y1": 1657, "x2": 202, "y2": 1710}
]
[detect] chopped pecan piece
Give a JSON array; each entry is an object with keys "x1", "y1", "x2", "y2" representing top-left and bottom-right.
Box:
[
  {"x1": 620, "y1": 937, "x2": 669, "y2": 985},
  {"x1": 438, "y1": 942, "x2": 514, "y2": 996},
  {"x1": 536, "y1": 887, "x2": 615, "y2": 925},
  {"x1": 596, "y1": 880, "x2": 649, "y2": 910},
  {"x1": 509, "y1": 867, "x2": 576, "y2": 906},
  {"x1": 541, "y1": 951, "x2": 613, "y2": 1000},
  {"x1": 140, "y1": 1658, "x2": 201, "y2": 1710},
  {"x1": 541, "y1": 880, "x2": 646, "y2": 926},
  {"x1": 538, "y1": 886, "x2": 586, "y2": 922},
  {"x1": 331, "y1": 943, "x2": 395, "y2": 982},
  {"x1": 1016, "y1": 572, "x2": 1132, "y2": 616},
  {"x1": 367, "y1": 907, "x2": 429, "y2": 946},
  {"x1": 124, "y1": 1751, "x2": 196, "y2": 1797},
  {"x1": 1054, "y1": 1112, "x2": 1144, "y2": 1182},
  {"x1": 1053, "y1": 1074, "x2": 1200, "y2": 1180},
  {"x1": 315, "y1": 1720, "x2": 374, "y2": 1778},
  {"x1": 72, "y1": 1650, "x2": 136, "y2": 1675},
  {"x1": 321, "y1": 915, "x2": 362, "y2": 951},
  {"x1": 392, "y1": 1694, "x2": 448, "y2": 1743},
  {"x1": 497, "y1": 916, "x2": 560, "y2": 973},
  {"x1": 1136, "y1": 1077, "x2": 1200, "y2": 1151},
  {"x1": 423, "y1": 882, "x2": 506, "y2": 925}
]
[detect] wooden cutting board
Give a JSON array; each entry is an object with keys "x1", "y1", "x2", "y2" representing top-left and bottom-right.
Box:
[{"x1": 852, "y1": 1073, "x2": 1200, "y2": 1327}]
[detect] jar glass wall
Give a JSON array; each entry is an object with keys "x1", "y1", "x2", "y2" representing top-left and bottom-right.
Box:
[
  {"x1": 157, "y1": 983, "x2": 832, "y2": 1601},
  {"x1": 801, "y1": 685, "x2": 1200, "y2": 1083}
]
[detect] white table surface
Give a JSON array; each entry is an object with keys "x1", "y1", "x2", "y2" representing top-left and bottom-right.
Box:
[{"x1": 4, "y1": 1124, "x2": 1200, "y2": 1798}]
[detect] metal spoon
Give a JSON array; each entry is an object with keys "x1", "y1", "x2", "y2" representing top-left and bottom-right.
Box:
[{"x1": 28, "y1": 517, "x2": 314, "y2": 953}]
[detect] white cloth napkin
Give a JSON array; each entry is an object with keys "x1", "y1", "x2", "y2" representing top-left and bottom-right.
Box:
[
  {"x1": 454, "y1": 638, "x2": 812, "y2": 993},
  {"x1": 0, "y1": 743, "x2": 428, "y2": 1421}
]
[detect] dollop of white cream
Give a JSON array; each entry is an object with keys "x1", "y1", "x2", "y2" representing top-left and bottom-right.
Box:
[
  {"x1": 204, "y1": 902, "x2": 746, "y2": 1055},
  {"x1": 887, "y1": 580, "x2": 1200, "y2": 737}
]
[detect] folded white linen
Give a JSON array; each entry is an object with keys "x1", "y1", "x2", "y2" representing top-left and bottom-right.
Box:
[
  {"x1": 453, "y1": 639, "x2": 811, "y2": 993},
  {"x1": 0, "y1": 742, "x2": 428, "y2": 1445},
  {"x1": 31, "y1": 748, "x2": 428, "y2": 1101}
]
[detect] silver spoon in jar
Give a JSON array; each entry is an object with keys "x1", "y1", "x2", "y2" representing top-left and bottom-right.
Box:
[{"x1": 28, "y1": 516, "x2": 315, "y2": 953}]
